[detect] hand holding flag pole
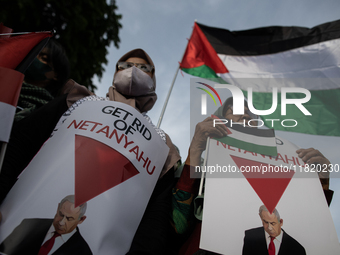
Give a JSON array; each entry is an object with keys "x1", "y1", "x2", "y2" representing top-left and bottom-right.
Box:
[
  {"x1": 198, "y1": 137, "x2": 210, "y2": 196},
  {"x1": 156, "y1": 65, "x2": 180, "y2": 128},
  {"x1": 156, "y1": 20, "x2": 198, "y2": 129}
]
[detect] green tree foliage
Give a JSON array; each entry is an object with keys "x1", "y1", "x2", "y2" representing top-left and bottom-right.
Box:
[{"x1": 0, "y1": 0, "x2": 122, "y2": 92}]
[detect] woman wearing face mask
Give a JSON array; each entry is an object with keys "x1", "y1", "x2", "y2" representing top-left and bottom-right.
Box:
[
  {"x1": 0, "y1": 49, "x2": 180, "y2": 254},
  {"x1": 15, "y1": 39, "x2": 70, "y2": 121}
]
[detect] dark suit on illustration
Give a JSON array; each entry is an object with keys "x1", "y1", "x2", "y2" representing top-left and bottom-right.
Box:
[
  {"x1": 242, "y1": 227, "x2": 306, "y2": 255},
  {"x1": 0, "y1": 218, "x2": 92, "y2": 255}
]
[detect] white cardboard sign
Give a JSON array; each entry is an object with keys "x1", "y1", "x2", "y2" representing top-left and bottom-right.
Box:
[
  {"x1": 200, "y1": 137, "x2": 339, "y2": 254},
  {"x1": 0, "y1": 100, "x2": 169, "y2": 254}
]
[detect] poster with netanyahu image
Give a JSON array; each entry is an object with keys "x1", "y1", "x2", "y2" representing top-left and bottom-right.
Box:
[
  {"x1": 199, "y1": 136, "x2": 340, "y2": 254},
  {"x1": 188, "y1": 78, "x2": 340, "y2": 254},
  {"x1": 0, "y1": 100, "x2": 169, "y2": 254}
]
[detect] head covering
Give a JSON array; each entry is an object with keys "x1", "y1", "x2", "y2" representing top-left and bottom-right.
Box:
[
  {"x1": 213, "y1": 97, "x2": 234, "y2": 117},
  {"x1": 114, "y1": 48, "x2": 156, "y2": 87},
  {"x1": 64, "y1": 50, "x2": 180, "y2": 179},
  {"x1": 213, "y1": 97, "x2": 257, "y2": 120},
  {"x1": 108, "y1": 49, "x2": 157, "y2": 113},
  {"x1": 109, "y1": 49, "x2": 180, "y2": 177}
]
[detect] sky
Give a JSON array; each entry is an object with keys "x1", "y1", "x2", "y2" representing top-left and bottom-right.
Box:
[{"x1": 93, "y1": 0, "x2": 340, "y2": 241}]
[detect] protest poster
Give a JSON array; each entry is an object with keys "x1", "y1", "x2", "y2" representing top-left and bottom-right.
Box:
[
  {"x1": 199, "y1": 136, "x2": 340, "y2": 254},
  {"x1": 0, "y1": 100, "x2": 169, "y2": 254}
]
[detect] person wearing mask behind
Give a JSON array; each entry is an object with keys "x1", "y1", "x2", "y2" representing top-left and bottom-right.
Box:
[{"x1": 15, "y1": 38, "x2": 70, "y2": 121}]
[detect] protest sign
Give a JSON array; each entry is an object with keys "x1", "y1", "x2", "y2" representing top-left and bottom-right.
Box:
[
  {"x1": 0, "y1": 100, "x2": 169, "y2": 254},
  {"x1": 199, "y1": 136, "x2": 339, "y2": 254}
]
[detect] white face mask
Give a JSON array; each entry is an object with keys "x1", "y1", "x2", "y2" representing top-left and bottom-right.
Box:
[{"x1": 113, "y1": 66, "x2": 155, "y2": 96}]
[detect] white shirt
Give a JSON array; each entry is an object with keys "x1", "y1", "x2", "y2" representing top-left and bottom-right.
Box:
[
  {"x1": 41, "y1": 224, "x2": 76, "y2": 255},
  {"x1": 265, "y1": 229, "x2": 283, "y2": 255}
]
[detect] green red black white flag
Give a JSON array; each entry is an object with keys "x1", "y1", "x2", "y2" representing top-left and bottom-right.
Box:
[{"x1": 180, "y1": 20, "x2": 340, "y2": 136}]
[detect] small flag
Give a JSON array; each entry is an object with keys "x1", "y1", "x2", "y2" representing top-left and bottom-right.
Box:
[
  {"x1": 180, "y1": 20, "x2": 340, "y2": 136},
  {"x1": 0, "y1": 28, "x2": 52, "y2": 142}
]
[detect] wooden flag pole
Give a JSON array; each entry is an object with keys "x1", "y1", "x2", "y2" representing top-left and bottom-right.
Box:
[
  {"x1": 198, "y1": 137, "x2": 210, "y2": 196},
  {"x1": 156, "y1": 20, "x2": 197, "y2": 129},
  {"x1": 0, "y1": 31, "x2": 54, "y2": 36},
  {"x1": 156, "y1": 64, "x2": 180, "y2": 128},
  {"x1": 0, "y1": 142, "x2": 7, "y2": 174}
]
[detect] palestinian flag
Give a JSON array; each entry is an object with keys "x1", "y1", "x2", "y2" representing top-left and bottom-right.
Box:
[
  {"x1": 212, "y1": 115, "x2": 277, "y2": 156},
  {"x1": 180, "y1": 20, "x2": 340, "y2": 136},
  {"x1": 0, "y1": 28, "x2": 52, "y2": 142}
]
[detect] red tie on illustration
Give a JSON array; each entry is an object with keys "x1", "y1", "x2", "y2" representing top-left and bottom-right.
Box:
[
  {"x1": 74, "y1": 135, "x2": 140, "y2": 207},
  {"x1": 268, "y1": 236, "x2": 275, "y2": 255},
  {"x1": 38, "y1": 232, "x2": 60, "y2": 255},
  {"x1": 230, "y1": 155, "x2": 295, "y2": 213}
]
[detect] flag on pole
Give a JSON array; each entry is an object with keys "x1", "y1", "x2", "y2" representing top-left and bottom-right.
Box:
[
  {"x1": 0, "y1": 28, "x2": 52, "y2": 142},
  {"x1": 180, "y1": 20, "x2": 340, "y2": 136}
]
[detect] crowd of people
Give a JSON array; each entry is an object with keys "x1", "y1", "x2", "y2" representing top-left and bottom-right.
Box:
[{"x1": 0, "y1": 39, "x2": 334, "y2": 255}]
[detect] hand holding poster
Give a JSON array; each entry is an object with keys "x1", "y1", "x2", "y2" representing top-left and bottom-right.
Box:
[
  {"x1": 199, "y1": 136, "x2": 339, "y2": 254},
  {"x1": 0, "y1": 100, "x2": 169, "y2": 254}
]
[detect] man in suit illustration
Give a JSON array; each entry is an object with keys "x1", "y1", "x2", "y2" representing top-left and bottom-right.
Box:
[
  {"x1": 0, "y1": 195, "x2": 92, "y2": 255},
  {"x1": 242, "y1": 205, "x2": 306, "y2": 255}
]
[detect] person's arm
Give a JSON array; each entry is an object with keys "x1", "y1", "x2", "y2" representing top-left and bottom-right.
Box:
[
  {"x1": 172, "y1": 164, "x2": 199, "y2": 235},
  {"x1": 296, "y1": 148, "x2": 334, "y2": 205},
  {"x1": 185, "y1": 117, "x2": 229, "y2": 167},
  {"x1": 172, "y1": 117, "x2": 228, "y2": 235}
]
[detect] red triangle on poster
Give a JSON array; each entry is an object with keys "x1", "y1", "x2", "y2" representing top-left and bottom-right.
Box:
[
  {"x1": 74, "y1": 135, "x2": 139, "y2": 207},
  {"x1": 230, "y1": 155, "x2": 295, "y2": 213}
]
